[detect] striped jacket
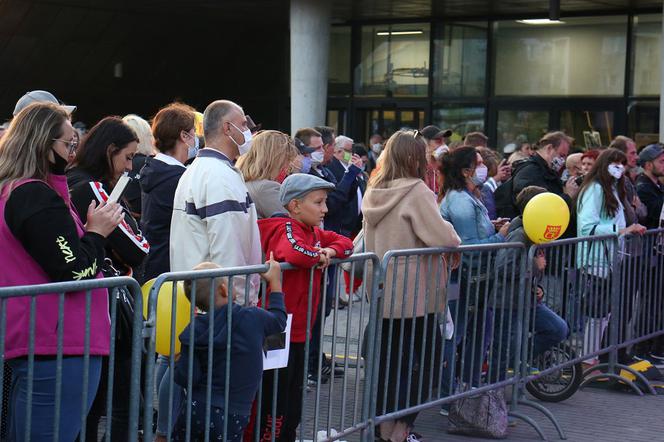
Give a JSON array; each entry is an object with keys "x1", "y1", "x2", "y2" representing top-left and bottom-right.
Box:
[{"x1": 170, "y1": 148, "x2": 261, "y2": 305}]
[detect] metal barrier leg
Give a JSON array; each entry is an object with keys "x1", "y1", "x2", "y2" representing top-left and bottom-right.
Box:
[
  {"x1": 579, "y1": 362, "x2": 656, "y2": 395},
  {"x1": 517, "y1": 396, "x2": 567, "y2": 440},
  {"x1": 507, "y1": 411, "x2": 549, "y2": 441}
]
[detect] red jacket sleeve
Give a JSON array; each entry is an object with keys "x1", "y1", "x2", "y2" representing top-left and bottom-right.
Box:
[
  {"x1": 271, "y1": 221, "x2": 322, "y2": 269},
  {"x1": 317, "y1": 228, "x2": 354, "y2": 259}
]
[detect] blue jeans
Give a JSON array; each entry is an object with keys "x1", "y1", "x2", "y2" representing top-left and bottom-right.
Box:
[
  {"x1": 8, "y1": 356, "x2": 101, "y2": 442},
  {"x1": 441, "y1": 298, "x2": 494, "y2": 396},
  {"x1": 156, "y1": 355, "x2": 184, "y2": 436},
  {"x1": 532, "y1": 303, "x2": 569, "y2": 356},
  {"x1": 490, "y1": 303, "x2": 569, "y2": 381}
]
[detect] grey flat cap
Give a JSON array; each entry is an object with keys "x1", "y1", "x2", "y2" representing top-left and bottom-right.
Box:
[
  {"x1": 13, "y1": 90, "x2": 76, "y2": 116},
  {"x1": 279, "y1": 173, "x2": 335, "y2": 206},
  {"x1": 638, "y1": 144, "x2": 664, "y2": 166}
]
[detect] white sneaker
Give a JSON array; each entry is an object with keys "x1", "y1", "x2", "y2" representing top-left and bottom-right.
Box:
[{"x1": 406, "y1": 432, "x2": 423, "y2": 442}]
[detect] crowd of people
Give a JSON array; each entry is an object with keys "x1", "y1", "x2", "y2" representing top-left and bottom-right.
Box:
[{"x1": 0, "y1": 89, "x2": 663, "y2": 442}]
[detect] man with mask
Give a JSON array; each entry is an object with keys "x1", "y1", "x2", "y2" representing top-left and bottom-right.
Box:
[
  {"x1": 368, "y1": 133, "x2": 383, "y2": 173},
  {"x1": 420, "y1": 125, "x2": 452, "y2": 193},
  {"x1": 170, "y1": 99, "x2": 261, "y2": 305},
  {"x1": 495, "y1": 131, "x2": 579, "y2": 220}
]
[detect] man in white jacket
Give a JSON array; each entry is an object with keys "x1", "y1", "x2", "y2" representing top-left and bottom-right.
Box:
[{"x1": 170, "y1": 99, "x2": 261, "y2": 305}]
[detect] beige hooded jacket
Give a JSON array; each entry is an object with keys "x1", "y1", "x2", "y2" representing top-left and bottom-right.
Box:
[{"x1": 362, "y1": 178, "x2": 461, "y2": 318}]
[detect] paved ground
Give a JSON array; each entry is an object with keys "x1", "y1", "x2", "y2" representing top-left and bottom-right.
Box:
[{"x1": 303, "y1": 292, "x2": 664, "y2": 442}]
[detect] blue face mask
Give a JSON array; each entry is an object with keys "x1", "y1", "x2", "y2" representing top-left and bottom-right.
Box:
[
  {"x1": 300, "y1": 156, "x2": 312, "y2": 174},
  {"x1": 187, "y1": 134, "x2": 200, "y2": 160}
]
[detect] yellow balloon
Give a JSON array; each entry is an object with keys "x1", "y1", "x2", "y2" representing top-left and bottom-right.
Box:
[
  {"x1": 141, "y1": 279, "x2": 192, "y2": 356},
  {"x1": 522, "y1": 192, "x2": 570, "y2": 244}
]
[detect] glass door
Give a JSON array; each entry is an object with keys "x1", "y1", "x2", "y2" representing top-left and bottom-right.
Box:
[{"x1": 355, "y1": 107, "x2": 426, "y2": 145}]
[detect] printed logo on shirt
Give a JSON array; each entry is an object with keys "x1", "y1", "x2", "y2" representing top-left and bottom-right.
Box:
[
  {"x1": 285, "y1": 222, "x2": 318, "y2": 258},
  {"x1": 72, "y1": 260, "x2": 98, "y2": 281},
  {"x1": 56, "y1": 236, "x2": 76, "y2": 263}
]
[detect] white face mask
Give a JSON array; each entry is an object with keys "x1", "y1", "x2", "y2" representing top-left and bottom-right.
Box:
[
  {"x1": 371, "y1": 143, "x2": 382, "y2": 154},
  {"x1": 551, "y1": 156, "x2": 565, "y2": 172},
  {"x1": 433, "y1": 144, "x2": 449, "y2": 160},
  {"x1": 311, "y1": 150, "x2": 325, "y2": 164},
  {"x1": 472, "y1": 164, "x2": 489, "y2": 185},
  {"x1": 229, "y1": 122, "x2": 253, "y2": 155},
  {"x1": 608, "y1": 164, "x2": 625, "y2": 180}
]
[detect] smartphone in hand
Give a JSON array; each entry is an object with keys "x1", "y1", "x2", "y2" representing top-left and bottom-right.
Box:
[{"x1": 108, "y1": 175, "x2": 131, "y2": 204}]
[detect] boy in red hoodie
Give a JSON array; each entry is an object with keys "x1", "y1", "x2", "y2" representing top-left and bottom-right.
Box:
[{"x1": 255, "y1": 173, "x2": 353, "y2": 442}]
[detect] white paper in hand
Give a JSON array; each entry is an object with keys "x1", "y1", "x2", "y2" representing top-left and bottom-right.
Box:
[{"x1": 263, "y1": 314, "x2": 292, "y2": 371}]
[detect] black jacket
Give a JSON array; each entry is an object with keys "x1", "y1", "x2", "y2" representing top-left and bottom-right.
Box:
[
  {"x1": 124, "y1": 153, "x2": 151, "y2": 220},
  {"x1": 67, "y1": 167, "x2": 149, "y2": 276},
  {"x1": 322, "y1": 158, "x2": 366, "y2": 236},
  {"x1": 635, "y1": 174, "x2": 664, "y2": 229},
  {"x1": 139, "y1": 156, "x2": 186, "y2": 282},
  {"x1": 495, "y1": 154, "x2": 571, "y2": 219}
]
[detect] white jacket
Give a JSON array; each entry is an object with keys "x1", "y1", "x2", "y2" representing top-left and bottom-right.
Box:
[{"x1": 170, "y1": 148, "x2": 261, "y2": 305}]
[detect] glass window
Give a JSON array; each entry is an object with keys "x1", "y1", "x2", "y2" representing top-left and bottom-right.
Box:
[
  {"x1": 329, "y1": 26, "x2": 352, "y2": 96},
  {"x1": 326, "y1": 109, "x2": 347, "y2": 136},
  {"x1": 632, "y1": 15, "x2": 661, "y2": 96},
  {"x1": 433, "y1": 22, "x2": 488, "y2": 97},
  {"x1": 432, "y1": 106, "x2": 485, "y2": 143},
  {"x1": 559, "y1": 110, "x2": 615, "y2": 148},
  {"x1": 355, "y1": 23, "x2": 430, "y2": 97},
  {"x1": 628, "y1": 101, "x2": 660, "y2": 144},
  {"x1": 494, "y1": 16, "x2": 627, "y2": 96},
  {"x1": 497, "y1": 110, "x2": 549, "y2": 153}
]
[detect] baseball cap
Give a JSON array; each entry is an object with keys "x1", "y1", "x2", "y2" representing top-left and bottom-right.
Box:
[
  {"x1": 279, "y1": 173, "x2": 335, "y2": 206},
  {"x1": 13, "y1": 90, "x2": 76, "y2": 116},
  {"x1": 638, "y1": 144, "x2": 664, "y2": 166},
  {"x1": 420, "y1": 125, "x2": 452, "y2": 141},
  {"x1": 293, "y1": 138, "x2": 316, "y2": 155}
]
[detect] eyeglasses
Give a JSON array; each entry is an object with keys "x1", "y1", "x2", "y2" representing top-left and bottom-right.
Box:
[{"x1": 53, "y1": 137, "x2": 79, "y2": 156}]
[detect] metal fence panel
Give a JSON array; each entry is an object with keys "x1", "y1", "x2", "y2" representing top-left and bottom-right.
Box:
[{"x1": 0, "y1": 276, "x2": 144, "y2": 442}]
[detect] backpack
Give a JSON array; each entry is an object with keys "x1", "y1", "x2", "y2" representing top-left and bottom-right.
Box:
[{"x1": 494, "y1": 177, "x2": 518, "y2": 219}]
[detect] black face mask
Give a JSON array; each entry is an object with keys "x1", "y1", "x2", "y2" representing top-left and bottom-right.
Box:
[{"x1": 49, "y1": 149, "x2": 69, "y2": 175}]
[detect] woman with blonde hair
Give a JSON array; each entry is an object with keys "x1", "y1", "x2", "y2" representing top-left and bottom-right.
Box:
[
  {"x1": 122, "y1": 114, "x2": 156, "y2": 218},
  {"x1": 362, "y1": 130, "x2": 460, "y2": 442},
  {"x1": 0, "y1": 102, "x2": 122, "y2": 440},
  {"x1": 236, "y1": 130, "x2": 300, "y2": 219}
]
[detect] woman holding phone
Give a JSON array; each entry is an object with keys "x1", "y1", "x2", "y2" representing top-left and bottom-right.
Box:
[{"x1": 67, "y1": 116, "x2": 150, "y2": 441}]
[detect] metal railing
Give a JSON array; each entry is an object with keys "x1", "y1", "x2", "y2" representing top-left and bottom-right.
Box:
[
  {"x1": 2, "y1": 231, "x2": 664, "y2": 441},
  {"x1": 0, "y1": 276, "x2": 144, "y2": 442}
]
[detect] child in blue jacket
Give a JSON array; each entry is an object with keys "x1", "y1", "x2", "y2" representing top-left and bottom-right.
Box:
[{"x1": 172, "y1": 254, "x2": 287, "y2": 441}]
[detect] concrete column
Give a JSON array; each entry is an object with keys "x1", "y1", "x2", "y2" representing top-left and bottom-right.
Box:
[
  {"x1": 660, "y1": 1, "x2": 664, "y2": 142},
  {"x1": 290, "y1": 0, "x2": 331, "y2": 134}
]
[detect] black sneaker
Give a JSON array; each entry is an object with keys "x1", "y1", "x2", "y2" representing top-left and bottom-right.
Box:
[{"x1": 321, "y1": 357, "x2": 345, "y2": 378}]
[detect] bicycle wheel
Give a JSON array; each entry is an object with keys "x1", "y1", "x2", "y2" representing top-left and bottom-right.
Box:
[{"x1": 525, "y1": 345, "x2": 583, "y2": 403}]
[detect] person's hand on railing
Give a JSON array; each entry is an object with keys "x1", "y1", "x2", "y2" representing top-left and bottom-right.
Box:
[
  {"x1": 619, "y1": 223, "x2": 647, "y2": 236},
  {"x1": 316, "y1": 247, "x2": 337, "y2": 269},
  {"x1": 85, "y1": 200, "x2": 123, "y2": 237},
  {"x1": 445, "y1": 252, "x2": 461, "y2": 270},
  {"x1": 260, "y1": 252, "x2": 283, "y2": 293}
]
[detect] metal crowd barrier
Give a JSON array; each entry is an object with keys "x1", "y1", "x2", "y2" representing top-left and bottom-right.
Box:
[
  {"x1": 365, "y1": 243, "x2": 529, "y2": 440},
  {"x1": 0, "y1": 276, "x2": 144, "y2": 442},
  {"x1": 3, "y1": 231, "x2": 664, "y2": 442},
  {"x1": 142, "y1": 253, "x2": 381, "y2": 442}
]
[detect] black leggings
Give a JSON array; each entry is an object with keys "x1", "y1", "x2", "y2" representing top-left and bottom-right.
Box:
[{"x1": 375, "y1": 314, "x2": 442, "y2": 428}]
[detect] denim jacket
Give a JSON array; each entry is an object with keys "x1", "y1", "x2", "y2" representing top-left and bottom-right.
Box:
[{"x1": 440, "y1": 189, "x2": 505, "y2": 246}]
